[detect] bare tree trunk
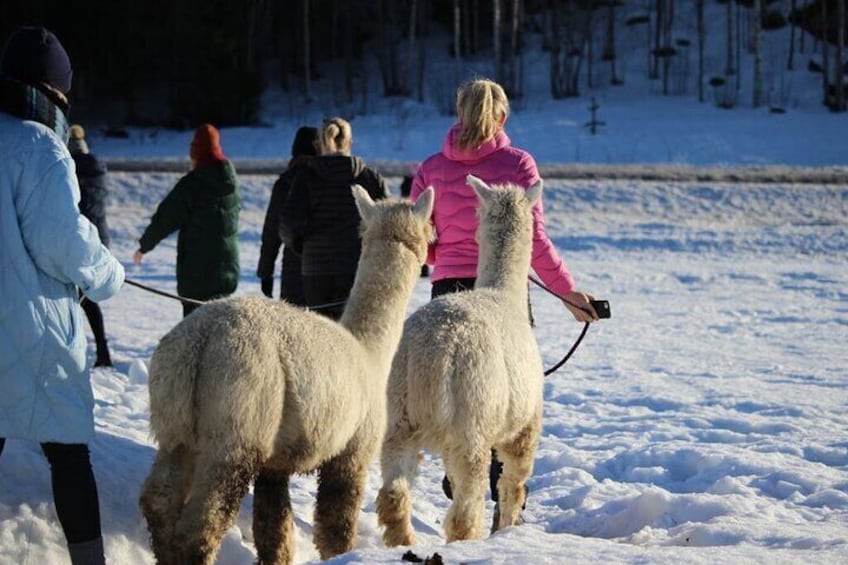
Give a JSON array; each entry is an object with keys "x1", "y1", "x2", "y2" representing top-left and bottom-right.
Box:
[
  {"x1": 839, "y1": 0, "x2": 846, "y2": 108},
  {"x1": 586, "y1": 8, "x2": 594, "y2": 91},
  {"x1": 472, "y1": 0, "x2": 481, "y2": 54},
  {"x1": 823, "y1": 0, "x2": 830, "y2": 105},
  {"x1": 787, "y1": 0, "x2": 797, "y2": 70},
  {"x1": 752, "y1": 0, "x2": 763, "y2": 107},
  {"x1": 604, "y1": 1, "x2": 620, "y2": 84},
  {"x1": 507, "y1": 0, "x2": 521, "y2": 97},
  {"x1": 344, "y1": 0, "x2": 353, "y2": 103},
  {"x1": 494, "y1": 0, "x2": 502, "y2": 82},
  {"x1": 550, "y1": 0, "x2": 562, "y2": 98},
  {"x1": 725, "y1": 0, "x2": 735, "y2": 75},
  {"x1": 662, "y1": 0, "x2": 675, "y2": 95},
  {"x1": 303, "y1": 0, "x2": 312, "y2": 102},
  {"x1": 455, "y1": 0, "x2": 462, "y2": 83},
  {"x1": 697, "y1": 0, "x2": 705, "y2": 102},
  {"x1": 652, "y1": 0, "x2": 663, "y2": 78},
  {"x1": 417, "y1": 0, "x2": 427, "y2": 102},
  {"x1": 736, "y1": 2, "x2": 743, "y2": 91},
  {"x1": 406, "y1": 0, "x2": 419, "y2": 98}
]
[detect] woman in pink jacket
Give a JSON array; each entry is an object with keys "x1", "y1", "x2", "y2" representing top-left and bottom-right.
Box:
[{"x1": 410, "y1": 78, "x2": 598, "y2": 523}]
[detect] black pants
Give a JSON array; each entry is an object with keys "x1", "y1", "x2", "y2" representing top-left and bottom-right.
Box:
[
  {"x1": 0, "y1": 438, "x2": 102, "y2": 543},
  {"x1": 303, "y1": 273, "x2": 356, "y2": 321}
]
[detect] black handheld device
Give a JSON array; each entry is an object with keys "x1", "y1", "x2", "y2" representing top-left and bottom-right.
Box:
[{"x1": 590, "y1": 299, "x2": 611, "y2": 319}]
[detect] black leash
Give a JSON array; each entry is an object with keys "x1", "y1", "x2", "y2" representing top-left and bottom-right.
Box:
[
  {"x1": 124, "y1": 277, "x2": 346, "y2": 312},
  {"x1": 124, "y1": 278, "x2": 205, "y2": 305},
  {"x1": 528, "y1": 275, "x2": 593, "y2": 376},
  {"x1": 125, "y1": 276, "x2": 589, "y2": 375}
]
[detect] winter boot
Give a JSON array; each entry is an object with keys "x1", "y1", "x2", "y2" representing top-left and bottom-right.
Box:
[
  {"x1": 68, "y1": 537, "x2": 105, "y2": 565},
  {"x1": 94, "y1": 343, "x2": 112, "y2": 368}
]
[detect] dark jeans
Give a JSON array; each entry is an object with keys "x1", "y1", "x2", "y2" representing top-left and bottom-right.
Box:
[
  {"x1": 0, "y1": 438, "x2": 102, "y2": 543},
  {"x1": 431, "y1": 277, "x2": 529, "y2": 505},
  {"x1": 303, "y1": 273, "x2": 356, "y2": 321}
]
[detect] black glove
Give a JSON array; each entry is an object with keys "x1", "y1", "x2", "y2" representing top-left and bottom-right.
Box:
[{"x1": 261, "y1": 277, "x2": 273, "y2": 298}]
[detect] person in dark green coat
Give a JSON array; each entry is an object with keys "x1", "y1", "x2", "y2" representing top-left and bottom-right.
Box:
[{"x1": 134, "y1": 124, "x2": 241, "y2": 316}]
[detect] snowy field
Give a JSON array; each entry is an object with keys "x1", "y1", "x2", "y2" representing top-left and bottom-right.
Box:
[{"x1": 1, "y1": 169, "x2": 845, "y2": 565}]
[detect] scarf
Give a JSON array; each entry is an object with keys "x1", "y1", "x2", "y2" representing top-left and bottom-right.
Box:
[{"x1": 0, "y1": 75, "x2": 70, "y2": 142}]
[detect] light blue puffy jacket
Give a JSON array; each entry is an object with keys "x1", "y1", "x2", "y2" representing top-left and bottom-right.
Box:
[{"x1": 0, "y1": 113, "x2": 124, "y2": 443}]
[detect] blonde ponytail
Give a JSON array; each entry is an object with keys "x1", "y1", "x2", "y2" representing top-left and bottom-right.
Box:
[
  {"x1": 456, "y1": 79, "x2": 509, "y2": 150},
  {"x1": 320, "y1": 117, "x2": 353, "y2": 155}
]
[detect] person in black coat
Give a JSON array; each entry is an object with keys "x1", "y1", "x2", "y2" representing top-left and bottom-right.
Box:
[
  {"x1": 256, "y1": 126, "x2": 318, "y2": 304},
  {"x1": 280, "y1": 117, "x2": 389, "y2": 320},
  {"x1": 68, "y1": 124, "x2": 112, "y2": 367}
]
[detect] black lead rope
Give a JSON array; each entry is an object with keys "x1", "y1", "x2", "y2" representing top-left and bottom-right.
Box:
[
  {"x1": 528, "y1": 275, "x2": 593, "y2": 376},
  {"x1": 125, "y1": 276, "x2": 588, "y2": 375},
  {"x1": 124, "y1": 278, "x2": 205, "y2": 305},
  {"x1": 124, "y1": 277, "x2": 346, "y2": 311}
]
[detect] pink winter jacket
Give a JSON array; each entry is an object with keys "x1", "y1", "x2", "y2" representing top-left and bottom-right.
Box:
[{"x1": 411, "y1": 123, "x2": 576, "y2": 296}]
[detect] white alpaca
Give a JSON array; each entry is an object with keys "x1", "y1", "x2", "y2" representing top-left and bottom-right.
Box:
[
  {"x1": 377, "y1": 176, "x2": 544, "y2": 544},
  {"x1": 139, "y1": 186, "x2": 434, "y2": 565}
]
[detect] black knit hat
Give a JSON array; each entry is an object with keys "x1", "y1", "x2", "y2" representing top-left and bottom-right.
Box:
[
  {"x1": 291, "y1": 126, "x2": 319, "y2": 158},
  {"x1": 0, "y1": 27, "x2": 73, "y2": 93}
]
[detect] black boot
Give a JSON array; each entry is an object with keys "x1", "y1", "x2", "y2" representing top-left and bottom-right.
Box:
[{"x1": 94, "y1": 341, "x2": 112, "y2": 368}]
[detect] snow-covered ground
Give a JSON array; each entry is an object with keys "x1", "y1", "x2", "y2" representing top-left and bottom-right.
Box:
[
  {"x1": 2, "y1": 6, "x2": 848, "y2": 563},
  {"x1": 1, "y1": 166, "x2": 845, "y2": 564}
]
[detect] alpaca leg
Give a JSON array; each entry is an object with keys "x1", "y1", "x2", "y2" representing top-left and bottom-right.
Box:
[
  {"x1": 376, "y1": 434, "x2": 420, "y2": 547},
  {"x1": 314, "y1": 451, "x2": 367, "y2": 559},
  {"x1": 253, "y1": 468, "x2": 295, "y2": 565},
  {"x1": 174, "y1": 448, "x2": 262, "y2": 565},
  {"x1": 493, "y1": 422, "x2": 539, "y2": 532},
  {"x1": 442, "y1": 447, "x2": 489, "y2": 542},
  {"x1": 139, "y1": 444, "x2": 195, "y2": 565}
]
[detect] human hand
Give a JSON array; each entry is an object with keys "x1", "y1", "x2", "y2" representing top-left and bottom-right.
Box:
[
  {"x1": 561, "y1": 290, "x2": 599, "y2": 322},
  {"x1": 261, "y1": 277, "x2": 273, "y2": 298},
  {"x1": 133, "y1": 250, "x2": 144, "y2": 265}
]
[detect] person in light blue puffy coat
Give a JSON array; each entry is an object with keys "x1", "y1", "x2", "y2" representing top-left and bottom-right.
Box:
[{"x1": 0, "y1": 27, "x2": 124, "y2": 565}]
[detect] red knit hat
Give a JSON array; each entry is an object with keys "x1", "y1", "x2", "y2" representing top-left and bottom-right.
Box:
[{"x1": 190, "y1": 123, "x2": 225, "y2": 167}]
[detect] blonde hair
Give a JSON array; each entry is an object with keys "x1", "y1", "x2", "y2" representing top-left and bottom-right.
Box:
[
  {"x1": 320, "y1": 117, "x2": 352, "y2": 155},
  {"x1": 456, "y1": 79, "x2": 509, "y2": 150}
]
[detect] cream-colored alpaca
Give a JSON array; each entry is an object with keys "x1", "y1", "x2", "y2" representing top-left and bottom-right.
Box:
[
  {"x1": 139, "y1": 186, "x2": 434, "y2": 565},
  {"x1": 377, "y1": 176, "x2": 544, "y2": 545}
]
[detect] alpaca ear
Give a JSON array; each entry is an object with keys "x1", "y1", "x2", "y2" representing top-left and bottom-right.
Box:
[
  {"x1": 412, "y1": 186, "x2": 434, "y2": 219},
  {"x1": 467, "y1": 174, "x2": 494, "y2": 204},
  {"x1": 525, "y1": 179, "x2": 543, "y2": 206},
  {"x1": 352, "y1": 184, "x2": 376, "y2": 223}
]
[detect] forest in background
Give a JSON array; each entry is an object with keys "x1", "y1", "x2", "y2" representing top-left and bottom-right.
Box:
[{"x1": 1, "y1": 0, "x2": 846, "y2": 129}]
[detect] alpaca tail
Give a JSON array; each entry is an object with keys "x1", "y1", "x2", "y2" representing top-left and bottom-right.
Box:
[{"x1": 146, "y1": 314, "x2": 209, "y2": 449}]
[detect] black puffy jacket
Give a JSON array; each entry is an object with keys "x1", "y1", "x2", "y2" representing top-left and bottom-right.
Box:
[
  {"x1": 73, "y1": 152, "x2": 110, "y2": 247},
  {"x1": 280, "y1": 155, "x2": 388, "y2": 276}
]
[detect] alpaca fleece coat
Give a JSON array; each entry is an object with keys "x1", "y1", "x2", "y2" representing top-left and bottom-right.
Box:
[
  {"x1": 378, "y1": 180, "x2": 543, "y2": 545},
  {"x1": 140, "y1": 188, "x2": 434, "y2": 565},
  {"x1": 0, "y1": 113, "x2": 124, "y2": 443}
]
